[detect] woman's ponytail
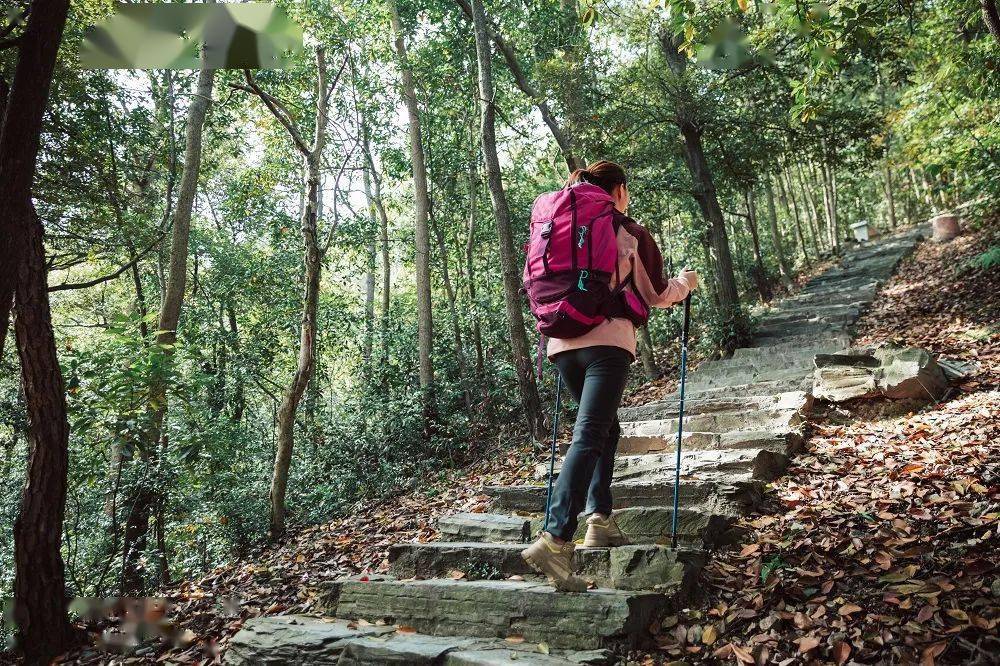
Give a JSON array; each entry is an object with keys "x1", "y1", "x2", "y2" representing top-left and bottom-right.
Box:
[
  {"x1": 564, "y1": 160, "x2": 627, "y2": 195},
  {"x1": 566, "y1": 168, "x2": 593, "y2": 187}
]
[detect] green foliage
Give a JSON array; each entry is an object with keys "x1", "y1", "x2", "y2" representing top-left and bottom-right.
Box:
[{"x1": 970, "y1": 246, "x2": 1000, "y2": 270}]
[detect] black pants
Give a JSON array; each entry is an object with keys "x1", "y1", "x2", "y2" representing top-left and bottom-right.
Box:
[{"x1": 546, "y1": 345, "x2": 632, "y2": 542}]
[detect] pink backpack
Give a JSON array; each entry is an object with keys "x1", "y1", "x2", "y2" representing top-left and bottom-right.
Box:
[{"x1": 522, "y1": 182, "x2": 649, "y2": 339}]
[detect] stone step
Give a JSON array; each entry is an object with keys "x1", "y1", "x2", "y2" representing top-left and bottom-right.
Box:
[
  {"x1": 689, "y1": 357, "x2": 816, "y2": 383},
  {"x1": 752, "y1": 320, "x2": 849, "y2": 341},
  {"x1": 438, "y1": 513, "x2": 533, "y2": 544},
  {"x1": 734, "y1": 332, "x2": 853, "y2": 357},
  {"x1": 226, "y1": 616, "x2": 617, "y2": 665},
  {"x1": 780, "y1": 287, "x2": 876, "y2": 307},
  {"x1": 693, "y1": 352, "x2": 819, "y2": 376},
  {"x1": 536, "y1": 444, "x2": 792, "y2": 483},
  {"x1": 388, "y1": 542, "x2": 706, "y2": 593},
  {"x1": 730, "y1": 341, "x2": 847, "y2": 362},
  {"x1": 318, "y1": 576, "x2": 669, "y2": 650},
  {"x1": 618, "y1": 390, "x2": 811, "y2": 423},
  {"x1": 685, "y1": 366, "x2": 812, "y2": 391},
  {"x1": 433, "y1": 506, "x2": 739, "y2": 548},
  {"x1": 619, "y1": 405, "x2": 805, "y2": 440},
  {"x1": 676, "y1": 376, "x2": 813, "y2": 400},
  {"x1": 484, "y1": 474, "x2": 765, "y2": 514},
  {"x1": 758, "y1": 309, "x2": 857, "y2": 328},
  {"x1": 617, "y1": 427, "x2": 803, "y2": 462}
]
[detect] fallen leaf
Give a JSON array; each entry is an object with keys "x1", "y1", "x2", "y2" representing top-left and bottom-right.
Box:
[
  {"x1": 797, "y1": 636, "x2": 821, "y2": 654},
  {"x1": 838, "y1": 603, "x2": 863, "y2": 616}
]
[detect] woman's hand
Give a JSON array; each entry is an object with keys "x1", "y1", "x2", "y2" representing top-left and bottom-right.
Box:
[{"x1": 678, "y1": 268, "x2": 699, "y2": 291}]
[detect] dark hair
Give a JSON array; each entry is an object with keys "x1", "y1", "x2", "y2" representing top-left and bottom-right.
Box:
[{"x1": 565, "y1": 160, "x2": 627, "y2": 195}]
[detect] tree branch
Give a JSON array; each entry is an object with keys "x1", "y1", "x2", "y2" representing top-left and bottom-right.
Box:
[
  {"x1": 47, "y1": 235, "x2": 163, "y2": 292},
  {"x1": 238, "y1": 71, "x2": 310, "y2": 155}
]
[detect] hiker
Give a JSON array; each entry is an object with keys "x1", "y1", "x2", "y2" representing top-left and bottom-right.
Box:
[{"x1": 520, "y1": 160, "x2": 698, "y2": 592}]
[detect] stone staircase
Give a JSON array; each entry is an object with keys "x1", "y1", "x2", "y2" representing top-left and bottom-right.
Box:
[{"x1": 225, "y1": 227, "x2": 925, "y2": 665}]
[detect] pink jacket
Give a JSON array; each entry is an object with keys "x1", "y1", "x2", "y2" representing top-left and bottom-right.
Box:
[{"x1": 547, "y1": 212, "x2": 692, "y2": 360}]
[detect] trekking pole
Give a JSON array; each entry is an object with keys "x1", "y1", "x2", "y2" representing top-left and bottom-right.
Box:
[
  {"x1": 542, "y1": 373, "x2": 563, "y2": 533},
  {"x1": 670, "y1": 292, "x2": 692, "y2": 549}
]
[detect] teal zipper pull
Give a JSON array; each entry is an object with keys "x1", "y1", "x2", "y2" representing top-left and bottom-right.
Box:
[
  {"x1": 577, "y1": 269, "x2": 589, "y2": 291},
  {"x1": 577, "y1": 226, "x2": 588, "y2": 248}
]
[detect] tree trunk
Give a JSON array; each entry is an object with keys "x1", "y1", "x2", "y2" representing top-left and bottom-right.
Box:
[
  {"x1": 390, "y1": 1, "x2": 435, "y2": 395},
  {"x1": 465, "y1": 130, "x2": 485, "y2": 379},
  {"x1": 983, "y1": 0, "x2": 1000, "y2": 43},
  {"x1": 819, "y1": 156, "x2": 840, "y2": 253},
  {"x1": 658, "y1": 33, "x2": 746, "y2": 349},
  {"x1": 0, "y1": 2, "x2": 80, "y2": 659},
  {"x1": 361, "y1": 165, "x2": 377, "y2": 367},
  {"x1": 777, "y1": 168, "x2": 810, "y2": 267},
  {"x1": 637, "y1": 326, "x2": 659, "y2": 379},
  {"x1": 453, "y1": 0, "x2": 582, "y2": 171},
  {"x1": 883, "y1": 158, "x2": 898, "y2": 229},
  {"x1": 794, "y1": 160, "x2": 824, "y2": 254},
  {"x1": 121, "y1": 65, "x2": 214, "y2": 595},
  {"x1": 430, "y1": 210, "x2": 470, "y2": 407},
  {"x1": 744, "y1": 189, "x2": 772, "y2": 303},
  {"x1": 678, "y1": 120, "x2": 746, "y2": 348},
  {"x1": 269, "y1": 48, "x2": 330, "y2": 540},
  {"x1": 360, "y1": 121, "x2": 391, "y2": 365},
  {"x1": 470, "y1": 0, "x2": 545, "y2": 439},
  {"x1": 764, "y1": 178, "x2": 793, "y2": 287}
]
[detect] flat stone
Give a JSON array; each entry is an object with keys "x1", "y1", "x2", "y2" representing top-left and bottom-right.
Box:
[
  {"x1": 320, "y1": 578, "x2": 667, "y2": 650},
  {"x1": 224, "y1": 616, "x2": 394, "y2": 665},
  {"x1": 387, "y1": 542, "x2": 705, "y2": 593},
  {"x1": 812, "y1": 347, "x2": 949, "y2": 403},
  {"x1": 438, "y1": 513, "x2": 532, "y2": 544},
  {"x1": 338, "y1": 633, "x2": 477, "y2": 665},
  {"x1": 446, "y1": 646, "x2": 615, "y2": 665},
  {"x1": 876, "y1": 347, "x2": 949, "y2": 400}
]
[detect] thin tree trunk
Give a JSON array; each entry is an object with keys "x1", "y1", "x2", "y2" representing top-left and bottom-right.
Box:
[
  {"x1": 265, "y1": 48, "x2": 331, "y2": 540},
  {"x1": 227, "y1": 304, "x2": 245, "y2": 421},
  {"x1": 744, "y1": 189, "x2": 772, "y2": 303},
  {"x1": 470, "y1": 0, "x2": 545, "y2": 439},
  {"x1": 465, "y1": 133, "x2": 485, "y2": 379},
  {"x1": 361, "y1": 165, "x2": 378, "y2": 367},
  {"x1": 883, "y1": 158, "x2": 898, "y2": 229},
  {"x1": 777, "y1": 168, "x2": 810, "y2": 267},
  {"x1": 637, "y1": 326, "x2": 659, "y2": 379},
  {"x1": 0, "y1": 2, "x2": 77, "y2": 658},
  {"x1": 390, "y1": 1, "x2": 435, "y2": 395},
  {"x1": 453, "y1": 0, "x2": 582, "y2": 171},
  {"x1": 764, "y1": 177, "x2": 793, "y2": 287},
  {"x1": 122, "y1": 65, "x2": 215, "y2": 595},
  {"x1": 795, "y1": 160, "x2": 824, "y2": 254},
  {"x1": 360, "y1": 121, "x2": 391, "y2": 364},
  {"x1": 430, "y1": 209, "x2": 470, "y2": 407}
]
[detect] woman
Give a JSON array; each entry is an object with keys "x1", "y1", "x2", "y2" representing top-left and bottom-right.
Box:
[{"x1": 521, "y1": 160, "x2": 698, "y2": 592}]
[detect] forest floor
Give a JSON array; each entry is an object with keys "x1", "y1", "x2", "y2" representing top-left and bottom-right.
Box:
[{"x1": 58, "y1": 220, "x2": 999, "y2": 665}]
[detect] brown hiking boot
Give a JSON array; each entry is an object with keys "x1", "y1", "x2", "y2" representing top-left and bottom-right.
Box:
[
  {"x1": 582, "y1": 513, "x2": 630, "y2": 548},
  {"x1": 521, "y1": 533, "x2": 588, "y2": 592}
]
